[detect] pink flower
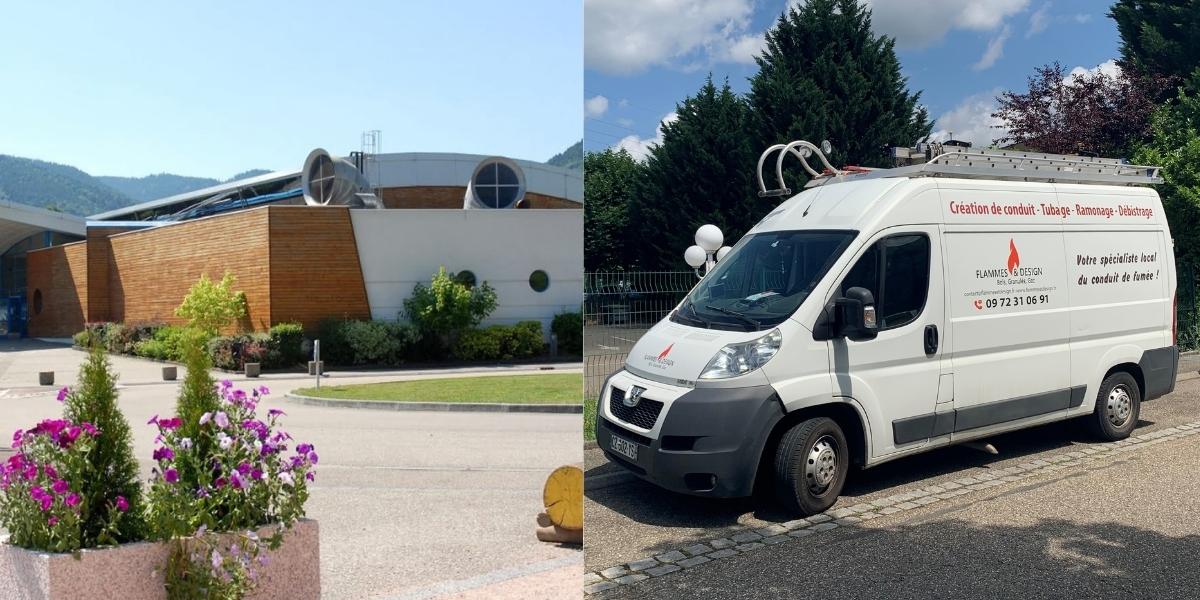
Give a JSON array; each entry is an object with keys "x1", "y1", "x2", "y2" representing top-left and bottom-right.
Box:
[
  {"x1": 80, "y1": 422, "x2": 99, "y2": 437},
  {"x1": 64, "y1": 493, "x2": 80, "y2": 507},
  {"x1": 115, "y1": 495, "x2": 129, "y2": 512},
  {"x1": 199, "y1": 412, "x2": 212, "y2": 425},
  {"x1": 44, "y1": 464, "x2": 58, "y2": 479},
  {"x1": 214, "y1": 412, "x2": 229, "y2": 429},
  {"x1": 11, "y1": 429, "x2": 22, "y2": 448},
  {"x1": 51, "y1": 479, "x2": 69, "y2": 495},
  {"x1": 48, "y1": 516, "x2": 59, "y2": 527},
  {"x1": 158, "y1": 417, "x2": 182, "y2": 430}
]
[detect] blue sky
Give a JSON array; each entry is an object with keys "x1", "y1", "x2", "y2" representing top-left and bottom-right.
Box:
[
  {"x1": 0, "y1": 1, "x2": 582, "y2": 178},
  {"x1": 584, "y1": 0, "x2": 1121, "y2": 158}
]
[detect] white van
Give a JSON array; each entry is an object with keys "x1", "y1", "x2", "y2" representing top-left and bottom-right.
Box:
[{"x1": 595, "y1": 142, "x2": 1179, "y2": 515}]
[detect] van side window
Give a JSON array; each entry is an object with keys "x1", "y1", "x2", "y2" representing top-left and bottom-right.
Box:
[{"x1": 840, "y1": 234, "x2": 930, "y2": 331}]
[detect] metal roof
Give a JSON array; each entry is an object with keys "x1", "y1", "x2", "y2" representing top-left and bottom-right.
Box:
[
  {"x1": 0, "y1": 198, "x2": 87, "y2": 251},
  {"x1": 88, "y1": 169, "x2": 298, "y2": 220}
]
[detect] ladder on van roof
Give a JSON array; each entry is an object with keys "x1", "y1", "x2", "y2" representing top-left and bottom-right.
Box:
[{"x1": 756, "y1": 140, "x2": 1163, "y2": 197}]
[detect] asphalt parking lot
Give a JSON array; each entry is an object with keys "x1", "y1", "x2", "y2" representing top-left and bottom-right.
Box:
[{"x1": 584, "y1": 370, "x2": 1200, "y2": 598}]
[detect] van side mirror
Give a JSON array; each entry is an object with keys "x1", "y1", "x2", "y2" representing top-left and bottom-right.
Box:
[{"x1": 836, "y1": 287, "x2": 878, "y2": 341}]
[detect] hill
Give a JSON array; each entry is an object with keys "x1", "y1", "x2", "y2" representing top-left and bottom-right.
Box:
[
  {"x1": 97, "y1": 169, "x2": 274, "y2": 203},
  {"x1": 547, "y1": 140, "x2": 582, "y2": 171},
  {"x1": 0, "y1": 154, "x2": 132, "y2": 215}
]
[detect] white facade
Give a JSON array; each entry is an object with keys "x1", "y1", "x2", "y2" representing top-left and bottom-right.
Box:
[
  {"x1": 368, "y1": 152, "x2": 583, "y2": 203},
  {"x1": 349, "y1": 209, "x2": 583, "y2": 336}
]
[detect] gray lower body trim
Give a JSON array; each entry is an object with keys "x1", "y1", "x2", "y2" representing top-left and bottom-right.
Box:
[
  {"x1": 1139, "y1": 345, "x2": 1178, "y2": 401},
  {"x1": 892, "y1": 385, "x2": 1086, "y2": 445}
]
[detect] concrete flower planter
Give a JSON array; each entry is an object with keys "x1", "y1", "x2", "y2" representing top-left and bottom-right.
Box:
[
  {"x1": 38, "y1": 372, "x2": 54, "y2": 386},
  {"x1": 0, "y1": 518, "x2": 320, "y2": 599},
  {"x1": 244, "y1": 363, "x2": 261, "y2": 378},
  {"x1": 161, "y1": 366, "x2": 177, "y2": 381}
]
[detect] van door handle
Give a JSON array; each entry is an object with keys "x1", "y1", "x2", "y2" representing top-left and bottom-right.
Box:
[{"x1": 924, "y1": 324, "x2": 939, "y2": 355}]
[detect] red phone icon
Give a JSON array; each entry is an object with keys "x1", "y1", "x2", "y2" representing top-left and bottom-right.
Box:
[{"x1": 974, "y1": 299, "x2": 984, "y2": 310}]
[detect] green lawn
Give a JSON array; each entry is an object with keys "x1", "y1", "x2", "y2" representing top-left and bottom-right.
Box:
[
  {"x1": 293, "y1": 373, "x2": 583, "y2": 404},
  {"x1": 584, "y1": 395, "x2": 597, "y2": 441}
]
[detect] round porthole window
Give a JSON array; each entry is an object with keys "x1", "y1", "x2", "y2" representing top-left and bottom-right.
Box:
[
  {"x1": 455, "y1": 270, "x2": 477, "y2": 289},
  {"x1": 32, "y1": 289, "x2": 43, "y2": 315},
  {"x1": 471, "y1": 158, "x2": 525, "y2": 209},
  {"x1": 529, "y1": 270, "x2": 550, "y2": 293}
]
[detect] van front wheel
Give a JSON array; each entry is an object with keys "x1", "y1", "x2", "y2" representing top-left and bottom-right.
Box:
[
  {"x1": 1087, "y1": 372, "x2": 1141, "y2": 441},
  {"x1": 773, "y1": 417, "x2": 849, "y2": 516}
]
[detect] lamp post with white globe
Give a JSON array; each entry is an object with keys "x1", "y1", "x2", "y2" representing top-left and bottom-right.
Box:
[{"x1": 684, "y1": 224, "x2": 733, "y2": 278}]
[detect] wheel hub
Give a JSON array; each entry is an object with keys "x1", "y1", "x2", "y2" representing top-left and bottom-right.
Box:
[
  {"x1": 805, "y1": 436, "x2": 838, "y2": 494},
  {"x1": 1107, "y1": 385, "x2": 1132, "y2": 427}
]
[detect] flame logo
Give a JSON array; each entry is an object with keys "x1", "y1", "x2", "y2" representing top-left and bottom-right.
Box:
[
  {"x1": 1007, "y1": 239, "x2": 1020, "y2": 273},
  {"x1": 658, "y1": 344, "x2": 674, "y2": 360}
]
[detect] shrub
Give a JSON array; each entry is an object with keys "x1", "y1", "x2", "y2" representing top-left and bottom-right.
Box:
[
  {"x1": 73, "y1": 329, "x2": 95, "y2": 349},
  {"x1": 60, "y1": 346, "x2": 147, "y2": 545},
  {"x1": 452, "y1": 321, "x2": 544, "y2": 361},
  {"x1": 552, "y1": 311, "x2": 583, "y2": 356},
  {"x1": 175, "y1": 272, "x2": 246, "y2": 338},
  {"x1": 316, "y1": 318, "x2": 353, "y2": 366},
  {"x1": 403, "y1": 267, "x2": 498, "y2": 349},
  {"x1": 343, "y1": 320, "x2": 421, "y2": 366},
  {"x1": 104, "y1": 323, "x2": 135, "y2": 354},
  {"x1": 135, "y1": 339, "x2": 171, "y2": 360},
  {"x1": 154, "y1": 325, "x2": 191, "y2": 361},
  {"x1": 268, "y1": 322, "x2": 305, "y2": 367},
  {"x1": 74, "y1": 322, "x2": 112, "y2": 349}
]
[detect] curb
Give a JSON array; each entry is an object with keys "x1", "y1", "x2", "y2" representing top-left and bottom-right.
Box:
[
  {"x1": 583, "y1": 420, "x2": 1200, "y2": 595},
  {"x1": 285, "y1": 393, "x2": 582, "y2": 414}
]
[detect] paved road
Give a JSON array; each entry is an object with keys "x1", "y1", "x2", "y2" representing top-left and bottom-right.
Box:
[
  {"x1": 585, "y1": 374, "x2": 1200, "y2": 598},
  {"x1": 0, "y1": 341, "x2": 582, "y2": 599}
]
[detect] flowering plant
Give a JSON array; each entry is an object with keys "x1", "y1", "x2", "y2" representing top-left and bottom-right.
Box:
[
  {"x1": 0, "y1": 418, "x2": 131, "y2": 553},
  {"x1": 147, "y1": 380, "x2": 315, "y2": 597}
]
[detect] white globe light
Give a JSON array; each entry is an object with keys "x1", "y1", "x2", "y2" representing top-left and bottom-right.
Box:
[
  {"x1": 695, "y1": 224, "x2": 724, "y2": 252},
  {"x1": 684, "y1": 245, "x2": 707, "y2": 268},
  {"x1": 716, "y1": 246, "x2": 732, "y2": 261}
]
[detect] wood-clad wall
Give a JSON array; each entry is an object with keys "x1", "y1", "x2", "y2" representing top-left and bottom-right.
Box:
[
  {"x1": 106, "y1": 209, "x2": 272, "y2": 330},
  {"x1": 26, "y1": 242, "x2": 89, "y2": 337},
  {"x1": 268, "y1": 206, "x2": 371, "y2": 328}
]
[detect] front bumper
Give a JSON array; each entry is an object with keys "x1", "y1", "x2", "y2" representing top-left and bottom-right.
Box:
[{"x1": 595, "y1": 372, "x2": 784, "y2": 498}]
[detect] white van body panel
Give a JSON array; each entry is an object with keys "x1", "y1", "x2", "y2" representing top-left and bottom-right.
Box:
[{"x1": 597, "y1": 174, "x2": 1176, "y2": 497}]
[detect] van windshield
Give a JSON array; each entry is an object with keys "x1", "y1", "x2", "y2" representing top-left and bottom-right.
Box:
[{"x1": 674, "y1": 230, "x2": 856, "y2": 331}]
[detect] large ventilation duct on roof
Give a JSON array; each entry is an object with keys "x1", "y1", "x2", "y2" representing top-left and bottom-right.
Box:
[
  {"x1": 464, "y1": 157, "x2": 526, "y2": 209},
  {"x1": 302, "y1": 148, "x2": 382, "y2": 208}
]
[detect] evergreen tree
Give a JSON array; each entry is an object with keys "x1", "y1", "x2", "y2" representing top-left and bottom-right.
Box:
[
  {"x1": 1133, "y1": 75, "x2": 1200, "y2": 270},
  {"x1": 62, "y1": 346, "x2": 146, "y2": 544},
  {"x1": 629, "y1": 76, "x2": 767, "y2": 269},
  {"x1": 584, "y1": 148, "x2": 641, "y2": 271},
  {"x1": 176, "y1": 330, "x2": 219, "y2": 443},
  {"x1": 748, "y1": 0, "x2": 930, "y2": 187},
  {"x1": 1110, "y1": 0, "x2": 1200, "y2": 88}
]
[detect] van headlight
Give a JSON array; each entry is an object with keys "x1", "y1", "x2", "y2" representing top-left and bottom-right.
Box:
[{"x1": 699, "y1": 329, "x2": 782, "y2": 379}]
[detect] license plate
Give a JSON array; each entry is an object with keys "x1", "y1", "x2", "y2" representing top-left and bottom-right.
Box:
[{"x1": 609, "y1": 434, "x2": 639, "y2": 462}]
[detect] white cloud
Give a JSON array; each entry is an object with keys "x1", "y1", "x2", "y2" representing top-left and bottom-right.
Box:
[
  {"x1": 862, "y1": 0, "x2": 1028, "y2": 48},
  {"x1": 614, "y1": 112, "x2": 678, "y2": 161},
  {"x1": 1072, "y1": 13, "x2": 1092, "y2": 23},
  {"x1": 584, "y1": 0, "x2": 758, "y2": 74},
  {"x1": 1068, "y1": 59, "x2": 1121, "y2": 80},
  {"x1": 616, "y1": 117, "x2": 635, "y2": 127},
  {"x1": 1027, "y1": 2, "x2": 1050, "y2": 37},
  {"x1": 929, "y1": 89, "x2": 1007, "y2": 148},
  {"x1": 972, "y1": 25, "x2": 1011, "y2": 71},
  {"x1": 585, "y1": 95, "x2": 610, "y2": 119}
]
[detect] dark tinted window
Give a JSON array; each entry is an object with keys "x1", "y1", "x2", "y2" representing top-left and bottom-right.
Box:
[{"x1": 840, "y1": 234, "x2": 929, "y2": 330}]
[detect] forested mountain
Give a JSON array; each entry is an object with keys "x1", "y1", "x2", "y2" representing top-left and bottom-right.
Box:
[{"x1": 547, "y1": 141, "x2": 583, "y2": 171}]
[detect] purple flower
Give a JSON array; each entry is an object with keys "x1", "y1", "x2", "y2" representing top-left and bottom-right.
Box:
[
  {"x1": 221, "y1": 380, "x2": 233, "y2": 389},
  {"x1": 236, "y1": 462, "x2": 251, "y2": 476},
  {"x1": 44, "y1": 464, "x2": 58, "y2": 479},
  {"x1": 65, "y1": 493, "x2": 80, "y2": 507},
  {"x1": 58, "y1": 426, "x2": 82, "y2": 448},
  {"x1": 251, "y1": 468, "x2": 264, "y2": 481},
  {"x1": 214, "y1": 412, "x2": 229, "y2": 429},
  {"x1": 164, "y1": 469, "x2": 179, "y2": 483},
  {"x1": 218, "y1": 433, "x2": 233, "y2": 450},
  {"x1": 147, "y1": 414, "x2": 159, "y2": 426},
  {"x1": 115, "y1": 495, "x2": 129, "y2": 512},
  {"x1": 158, "y1": 417, "x2": 182, "y2": 430},
  {"x1": 258, "y1": 386, "x2": 271, "y2": 396},
  {"x1": 22, "y1": 464, "x2": 37, "y2": 480},
  {"x1": 307, "y1": 451, "x2": 319, "y2": 465},
  {"x1": 11, "y1": 429, "x2": 22, "y2": 448},
  {"x1": 214, "y1": 477, "x2": 228, "y2": 488},
  {"x1": 56, "y1": 387, "x2": 69, "y2": 403},
  {"x1": 296, "y1": 443, "x2": 313, "y2": 455},
  {"x1": 51, "y1": 479, "x2": 69, "y2": 495},
  {"x1": 305, "y1": 472, "x2": 315, "y2": 482},
  {"x1": 179, "y1": 437, "x2": 193, "y2": 450},
  {"x1": 199, "y1": 412, "x2": 212, "y2": 425},
  {"x1": 153, "y1": 447, "x2": 175, "y2": 461},
  {"x1": 48, "y1": 516, "x2": 59, "y2": 527},
  {"x1": 278, "y1": 472, "x2": 294, "y2": 486},
  {"x1": 211, "y1": 550, "x2": 223, "y2": 571},
  {"x1": 230, "y1": 471, "x2": 245, "y2": 490},
  {"x1": 80, "y1": 422, "x2": 99, "y2": 437}
]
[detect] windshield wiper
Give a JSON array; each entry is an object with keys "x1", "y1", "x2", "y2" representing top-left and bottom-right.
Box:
[
  {"x1": 704, "y1": 305, "x2": 761, "y2": 329},
  {"x1": 682, "y1": 301, "x2": 710, "y2": 328}
]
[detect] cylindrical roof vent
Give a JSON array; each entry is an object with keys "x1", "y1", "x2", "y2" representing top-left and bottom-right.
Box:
[
  {"x1": 302, "y1": 148, "x2": 376, "y2": 207},
  {"x1": 464, "y1": 157, "x2": 526, "y2": 209}
]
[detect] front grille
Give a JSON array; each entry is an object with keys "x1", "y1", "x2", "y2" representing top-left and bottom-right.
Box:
[{"x1": 608, "y1": 386, "x2": 664, "y2": 430}]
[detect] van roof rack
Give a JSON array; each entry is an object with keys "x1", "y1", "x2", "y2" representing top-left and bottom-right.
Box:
[{"x1": 756, "y1": 140, "x2": 1163, "y2": 196}]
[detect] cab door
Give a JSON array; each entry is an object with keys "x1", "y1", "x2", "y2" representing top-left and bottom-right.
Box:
[{"x1": 826, "y1": 225, "x2": 948, "y2": 457}]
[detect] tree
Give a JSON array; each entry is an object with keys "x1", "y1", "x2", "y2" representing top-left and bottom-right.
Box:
[
  {"x1": 583, "y1": 148, "x2": 640, "y2": 271},
  {"x1": 62, "y1": 346, "x2": 146, "y2": 545},
  {"x1": 993, "y1": 62, "x2": 1158, "y2": 157},
  {"x1": 403, "y1": 267, "x2": 498, "y2": 349},
  {"x1": 629, "y1": 76, "x2": 766, "y2": 270},
  {"x1": 175, "y1": 271, "x2": 246, "y2": 338},
  {"x1": 1110, "y1": 0, "x2": 1200, "y2": 88},
  {"x1": 748, "y1": 0, "x2": 930, "y2": 184},
  {"x1": 1133, "y1": 76, "x2": 1200, "y2": 270}
]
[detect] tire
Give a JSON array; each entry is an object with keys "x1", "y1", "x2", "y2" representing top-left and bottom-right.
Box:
[
  {"x1": 1086, "y1": 371, "x2": 1141, "y2": 441},
  {"x1": 773, "y1": 417, "x2": 849, "y2": 516}
]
